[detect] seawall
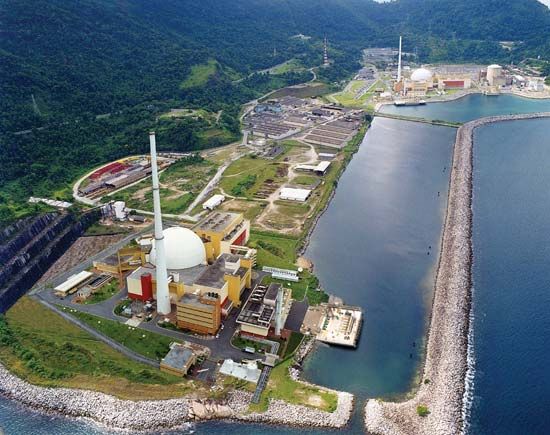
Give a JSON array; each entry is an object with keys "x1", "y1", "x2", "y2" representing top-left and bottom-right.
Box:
[{"x1": 364, "y1": 112, "x2": 550, "y2": 435}]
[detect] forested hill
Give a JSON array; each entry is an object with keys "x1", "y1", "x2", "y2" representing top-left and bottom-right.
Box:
[
  {"x1": 1, "y1": 0, "x2": 550, "y2": 225},
  {"x1": 3, "y1": 0, "x2": 550, "y2": 132}
]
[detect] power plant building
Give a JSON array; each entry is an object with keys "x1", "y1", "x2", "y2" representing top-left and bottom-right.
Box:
[
  {"x1": 193, "y1": 212, "x2": 250, "y2": 262},
  {"x1": 487, "y1": 64, "x2": 504, "y2": 87}
]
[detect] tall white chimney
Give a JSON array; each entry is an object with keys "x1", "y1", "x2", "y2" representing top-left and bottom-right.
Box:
[
  {"x1": 275, "y1": 286, "x2": 283, "y2": 336},
  {"x1": 397, "y1": 36, "x2": 402, "y2": 82},
  {"x1": 149, "y1": 132, "x2": 171, "y2": 315}
]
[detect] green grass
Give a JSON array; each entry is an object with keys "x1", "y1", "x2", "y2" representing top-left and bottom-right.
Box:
[
  {"x1": 180, "y1": 59, "x2": 218, "y2": 89},
  {"x1": 292, "y1": 175, "x2": 319, "y2": 186},
  {"x1": 251, "y1": 357, "x2": 338, "y2": 413},
  {"x1": 248, "y1": 231, "x2": 299, "y2": 269},
  {"x1": 0, "y1": 297, "x2": 191, "y2": 400},
  {"x1": 282, "y1": 332, "x2": 304, "y2": 358},
  {"x1": 274, "y1": 202, "x2": 310, "y2": 219},
  {"x1": 231, "y1": 335, "x2": 270, "y2": 353},
  {"x1": 109, "y1": 155, "x2": 216, "y2": 214},
  {"x1": 270, "y1": 59, "x2": 303, "y2": 75},
  {"x1": 83, "y1": 280, "x2": 120, "y2": 305},
  {"x1": 220, "y1": 154, "x2": 287, "y2": 199},
  {"x1": 66, "y1": 309, "x2": 177, "y2": 361}
]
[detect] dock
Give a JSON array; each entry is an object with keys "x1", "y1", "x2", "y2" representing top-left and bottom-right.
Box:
[{"x1": 301, "y1": 303, "x2": 363, "y2": 348}]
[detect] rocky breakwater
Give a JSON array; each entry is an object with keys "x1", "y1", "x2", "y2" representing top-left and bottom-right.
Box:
[
  {"x1": 229, "y1": 389, "x2": 353, "y2": 428},
  {"x1": 0, "y1": 363, "x2": 192, "y2": 432},
  {"x1": 364, "y1": 112, "x2": 550, "y2": 435}
]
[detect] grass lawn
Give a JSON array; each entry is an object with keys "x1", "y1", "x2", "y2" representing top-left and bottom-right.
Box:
[
  {"x1": 231, "y1": 335, "x2": 270, "y2": 353},
  {"x1": 222, "y1": 199, "x2": 266, "y2": 221},
  {"x1": 250, "y1": 357, "x2": 338, "y2": 413},
  {"x1": 83, "y1": 280, "x2": 120, "y2": 305},
  {"x1": 248, "y1": 231, "x2": 299, "y2": 269},
  {"x1": 281, "y1": 331, "x2": 304, "y2": 358},
  {"x1": 292, "y1": 175, "x2": 319, "y2": 186},
  {"x1": 66, "y1": 309, "x2": 176, "y2": 361},
  {"x1": 180, "y1": 59, "x2": 218, "y2": 89},
  {"x1": 0, "y1": 297, "x2": 191, "y2": 400}
]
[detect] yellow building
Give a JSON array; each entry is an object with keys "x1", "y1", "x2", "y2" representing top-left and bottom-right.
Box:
[
  {"x1": 193, "y1": 212, "x2": 250, "y2": 262},
  {"x1": 176, "y1": 292, "x2": 221, "y2": 335},
  {"x1": 160, "y1": 344, "x2": 197, "y2": 377}
]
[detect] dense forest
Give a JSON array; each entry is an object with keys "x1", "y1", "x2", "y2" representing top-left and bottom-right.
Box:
[{"x1": 1, "y1": 0, "x2": 550, "y2": 226}]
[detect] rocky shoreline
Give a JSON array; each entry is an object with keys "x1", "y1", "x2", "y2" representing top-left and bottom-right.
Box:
[
  {"x1": 0, "y1": 340, "x2": 353, "y2": 433},
  {"x1": 364, "y1": 112, "x2": 550, "y2": 435}
]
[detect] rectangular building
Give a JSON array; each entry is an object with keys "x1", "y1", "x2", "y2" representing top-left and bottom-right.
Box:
[{"x1": 176, "y1": 292, "x2": 221, "y2": 335}]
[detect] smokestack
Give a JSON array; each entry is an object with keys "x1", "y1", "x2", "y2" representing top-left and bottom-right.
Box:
[
  {"x1": 149, "y1": 132, "x2": 171, "y2": 315},
  {"x1": 397, "y1": 36, "x2": 402, "y2": 82},
  {"x1": 275, "y1": 286, "x2": 283, "y2": 336}
]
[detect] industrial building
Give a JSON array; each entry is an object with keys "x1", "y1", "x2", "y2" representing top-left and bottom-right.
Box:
[
  {"x1": 219, "y1": 359, "x2": 261, "y2": 383},
  {"x1": 295, "y1": 161, "x2": 331, "y2": 175},
  {"x1": 193, "y1": 212, "x2": 251, "y2": 262},
  {"x1": 176, "y1": 291, "x2": 221, "y2": 335},
  {"x1": 202, "y1": 194, "x2": 225, "y2": 210},
  {"x1": 54, "y1": 271, "x2": 93, "y2": 297},
  {"x1": 487, "y1": 64, "x2": 504, "y2": 87},
  {"x1": 237, "y1": 283, "x2": 292, "y2": 337},
  {"x1": 160, "y1": 343, "x2": 197, "y2": 377},
  {"x1": 279, "y1": 187, "x2": 312, "y2": 202}
]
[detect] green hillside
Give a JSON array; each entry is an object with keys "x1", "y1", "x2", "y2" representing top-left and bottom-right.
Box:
[{"x1": 1, "y1": 0, "x2": 550, "y2": 225}]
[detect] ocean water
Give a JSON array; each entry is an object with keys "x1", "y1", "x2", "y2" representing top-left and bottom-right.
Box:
[
  {"x1": 380, "y1": 93, "x2": 550, "y2": 123},
  {"x1": 468, "y1": 118, "x2": 550, "y2": 435}
]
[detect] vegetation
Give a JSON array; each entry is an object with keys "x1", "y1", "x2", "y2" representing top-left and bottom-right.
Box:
[
  {"x1": 84, "y1": 222, "x2": 130, "y2": 236},
  {"x1": 417, "y1": 404, "x2": 430, "y2": 417},
  {"x1": 0, "y1": 297, "x2": 190, "y2": 400},
  {"x1": 66, "y1": 309, "x2": 176, "y2": 361},
  {"x1": 3, "y1": 0, "x2": 550, "y2": 226},
  {"x1": 250, "y1": 357, "x2": 337, "y2": 413},
  {"x1": 82, "y1": 280, "x2": 120, "y2": 305},
  {"x1": 231, "y1": 335, "x2": 270, "y2": 353},
  {"x1": 248, "y1": 231, "x2": 299, "y2": 269}
]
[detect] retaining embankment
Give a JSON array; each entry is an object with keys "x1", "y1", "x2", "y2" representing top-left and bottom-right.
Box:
[{"x1": 364, "y1": 112, "x2": 550, "y2": 435}]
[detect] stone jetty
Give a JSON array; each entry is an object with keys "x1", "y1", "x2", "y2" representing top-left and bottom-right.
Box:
[{"x1": 365, "y1": 112, "x2": 550, "y2": 435}]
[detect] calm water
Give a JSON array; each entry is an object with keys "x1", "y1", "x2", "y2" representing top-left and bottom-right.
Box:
[
  {"x1": 4, "y1": 94, "x2": 550, "y2": 434},
  {"x1": 380, "y1": 93, "x2": 550, "y2": 122},
  {"x1": 468, "y1": 118, "x2": 550, "y2": 435},
  {"x1": 0, "y1": 118, "x2": 455, "y2": 434}
]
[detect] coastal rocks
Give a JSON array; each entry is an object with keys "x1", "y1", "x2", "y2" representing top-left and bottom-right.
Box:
[
  {"x1": 228, "y1": 389, "x2": 354, "y2": 428},
  {"x1": 364, "y1": 112, "x2": 550, "y2": 435},
  {"x1": 188, "y1": 399, "x2": 233, "y2": 420},
  {"x1": 0, "y1": 363, "x2": 191, "y2": 432}
]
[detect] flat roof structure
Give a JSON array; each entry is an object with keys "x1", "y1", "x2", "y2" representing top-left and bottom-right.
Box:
[
  {"x1": 194, "y1": 253, "x2": 248, "y2": 289},
  {"x1": 279, "y1": 187, "x2": 312, "y2": 202},
  {"x1": 160, "y1": 344, "x2": 196, "y2": 376},
  {"x1": 219, "y1": 359, "x2": 261, "y2": 383},
  {"x1": 237, "y1": 284, "x2": 276, "y2": 330},
  {"x1": 316, "y1": 305, "x2": 363, "y2": 348},
  {"x1": 193, "y1": 212, "x2": 241, "y2": 234},
  {"x1": 54, "y1": 271, "x2": 93, "y2": 294},
  {"x1": 295, "y1": 161, "x2": 331, "y2": 174}
]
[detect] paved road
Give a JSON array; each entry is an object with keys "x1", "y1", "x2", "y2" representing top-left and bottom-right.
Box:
[
  {"x1": 35, "y1": 269, "x2": 271, "y2": 362},
  {"x1": 38, "y1": 299, "x2": 159, "y2": 368}
]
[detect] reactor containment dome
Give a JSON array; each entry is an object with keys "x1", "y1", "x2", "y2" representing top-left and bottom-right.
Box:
[
  {"x1": 150, "y1": 227, "x2": 206, "y2": 270},
  {"x1": 410, "y1": 67, "x2": 433, "y2": 82}
]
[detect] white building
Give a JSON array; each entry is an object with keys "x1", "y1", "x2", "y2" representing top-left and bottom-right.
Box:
[
  {"x1": 219, "y1": 359, "x2": 261, "y2": 383},
  {"x1": 487, "y1": 64, "x2": 504, "y2": 87},
  {"x1": 202, "y1": 194, "x2": 225, "y2": 210},
  {"x1": 279, "y1": 187, "x2": 312, "y2": 202}
]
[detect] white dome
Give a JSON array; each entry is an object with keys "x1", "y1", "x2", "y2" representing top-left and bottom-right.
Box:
[
  {"x1": 150, "y1": 227, "x2": 206, "y2": 270},
  {"x1": 410, "y1": 68, "x2": 433, "y2": 82}
]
